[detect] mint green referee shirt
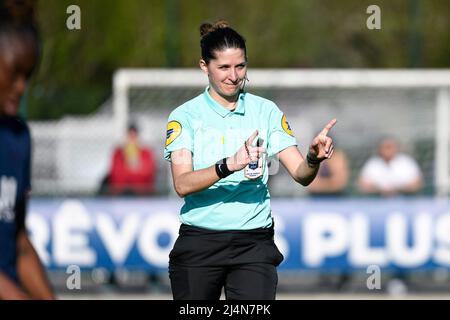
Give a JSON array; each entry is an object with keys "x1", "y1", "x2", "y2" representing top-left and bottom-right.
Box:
[{"x1": 164, "y1": 87, "x2": 297, "y2": 230}]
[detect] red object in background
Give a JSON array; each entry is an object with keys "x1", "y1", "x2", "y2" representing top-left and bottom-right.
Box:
[{"x1": 109, "y1": 146, "x2": 156, "y2": 195}]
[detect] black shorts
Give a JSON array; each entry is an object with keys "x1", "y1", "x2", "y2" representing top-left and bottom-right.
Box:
[{"x1": 168, "y1": 223, "x2": 284, "y2": 300}]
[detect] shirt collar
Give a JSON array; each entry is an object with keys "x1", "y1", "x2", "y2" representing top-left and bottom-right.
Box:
[{"x1": 203, "y1": 86, "x2": 246, "y2": 117}]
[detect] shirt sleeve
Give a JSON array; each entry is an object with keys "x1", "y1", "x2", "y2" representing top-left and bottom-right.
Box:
[
  {"x1": 402, "y1": 156, "x2": 423, "y2": 181},
  {"x1": 267, "y1": 102, "x2": 297, "y2": 157},
  {"x1": 163, "y1": 107, "x2": 194, "y2": 161},
  {"x1": 359, "y1": 159, "x2": 376, "y2": 181}
]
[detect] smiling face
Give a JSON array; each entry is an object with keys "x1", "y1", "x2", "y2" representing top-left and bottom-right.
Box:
[
  {"x1": 200, "y1": 47, "x2": 247, "y2": 104},
  {"x1": 0, "y1": 31, "x2": 38, "y2": 117}
]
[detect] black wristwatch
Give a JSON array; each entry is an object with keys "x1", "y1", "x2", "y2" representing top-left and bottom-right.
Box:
[
  {"x1": 215, "y1": 158, "x2": 233, "y2": 178},
  {"x1": 306, "y1": 153, "x2": 322, "y2": 168}
]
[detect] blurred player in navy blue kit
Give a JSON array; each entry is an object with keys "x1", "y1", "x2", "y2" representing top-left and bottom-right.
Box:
[{"x1": 0, "y1": 18, "x2": 54, "y2": 299}]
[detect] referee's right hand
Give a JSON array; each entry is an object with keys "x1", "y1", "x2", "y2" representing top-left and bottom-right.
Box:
[{"x1": 226, "y1": 130, "x2": 266, "y2": 172}]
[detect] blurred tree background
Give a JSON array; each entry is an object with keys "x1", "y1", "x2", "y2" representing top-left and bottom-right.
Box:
[{"x1": 24, "y1": 0, "x2": 450, "y2": 119}]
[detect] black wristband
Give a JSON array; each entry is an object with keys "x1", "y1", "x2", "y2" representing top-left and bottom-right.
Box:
[
  {"x1": 306, "y1": 153, "x2": 322, "y2": 168},
  {"x1": 215, "y1": 158, "x2": 233, "y2": 179}
]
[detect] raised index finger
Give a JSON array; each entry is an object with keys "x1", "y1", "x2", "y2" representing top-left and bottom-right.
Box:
[
  {"x1": 246, "y1": 130, "x2": 259, "y2": 145},
  {"x1": 320, "y1": 118, "x2": 337, "y2": 136}
]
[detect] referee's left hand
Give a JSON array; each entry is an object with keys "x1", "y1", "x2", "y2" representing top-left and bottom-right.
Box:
[
  {"x1": 308, "y1": 118, "x2": 337, "y2": 162},
  {"x1": 226, "y1": 130, "x2": 266, "y2": 172}
]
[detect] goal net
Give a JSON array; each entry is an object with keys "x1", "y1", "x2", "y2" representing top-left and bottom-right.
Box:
[
  {"x1": 112, "y1": 69, "x2": 450, "y2": 197},
  {"x1": 30, "y1": 69, "x2": 450, "y2": 197}
]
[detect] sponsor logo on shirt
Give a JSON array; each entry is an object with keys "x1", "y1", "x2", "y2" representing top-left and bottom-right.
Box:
[
  {"x1": 281, "y1": 114, "x2": 294, "y2": 137},
  {"x1": 165, "y1": 121, "x2": 182, "y2": 146},
  {"x1": 0, "y1": 176, "x2": 17, "y2": 222}
]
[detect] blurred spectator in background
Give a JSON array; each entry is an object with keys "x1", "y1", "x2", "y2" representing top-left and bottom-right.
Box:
[
  {"x1": 358, "y1": 137, "x2": 423, "y2": 292},
  {"x1": 101, "y1": 124, "x2": 157, "y2": 196},
  {"x1": 358, "y1": 137, "x2": 423, "y2": 196},
  {"x1": 0, "y1": 4, "x2": 54, "y2": 299},
  {"x1": 307, "y1": 136, "x2": 349, "y2": 197}
]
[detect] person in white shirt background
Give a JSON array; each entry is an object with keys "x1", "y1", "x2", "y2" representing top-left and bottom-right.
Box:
[{"x1": 357, "y1": 137, "x2": 423, "y2": 197}]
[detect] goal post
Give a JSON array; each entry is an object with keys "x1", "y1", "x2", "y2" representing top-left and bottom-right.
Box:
[{"x1": 113, "y1": 69, "x2": 450, "y2": 196}]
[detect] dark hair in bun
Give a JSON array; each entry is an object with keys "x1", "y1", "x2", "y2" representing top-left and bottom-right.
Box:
[{"x1": 200, "y1": 20, "x2": 246, "y2": 64}]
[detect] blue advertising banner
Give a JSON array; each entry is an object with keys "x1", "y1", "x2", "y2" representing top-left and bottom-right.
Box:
[{"x1": 27, "y1": 198, "x2": 450, "y2": 272}]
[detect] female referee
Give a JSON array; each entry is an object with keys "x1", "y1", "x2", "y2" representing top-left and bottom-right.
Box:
[{"x1": 164, "y1": 20, "x2": 336, "y2": 300}]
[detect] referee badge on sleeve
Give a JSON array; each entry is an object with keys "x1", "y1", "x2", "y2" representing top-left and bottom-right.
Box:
[
  {"x1": 281, "y1": 114, "x2": 294, "y2": 136},
  {"x1": 166, "y1": 121, "x2": 182, "y2": 146}
]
